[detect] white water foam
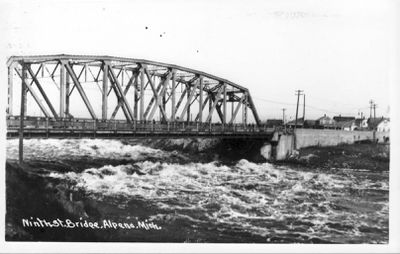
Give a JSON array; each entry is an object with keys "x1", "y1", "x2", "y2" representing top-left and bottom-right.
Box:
[
  {"x1": 48, "y1": 157, "x2": 388, "y2": 242},
  {"x1": 7, "y1": 139, "x2": 169, "y2": 161}
]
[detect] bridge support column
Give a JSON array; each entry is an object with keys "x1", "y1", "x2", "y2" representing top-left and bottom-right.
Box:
[
  {"x1": 186, "y1": 84, "x2": 191, "y2": 123},
  {"x1": 102, "y1": 62, "x2": 109, "y2": 120},
  {"x1": 60, "y1": 62, "x2": 66, "y2": 118},
  {"x1": 19, "y1": 62, "x2": 28, "y2": 164},
  {"x1": 133, "y1": 71, "x2": 139, "y2": 121},
  {"x1": 7, "y1": 63, "x2": 14, "y2": 116},
  {"x1": 140, "y1": 66, "x2": 145, "y2": 121},
  {"x1": 198, "y1": 76, "x2": 203, "y2": 123},
  {"x1": 208, "y1": 94, "x2": 212, "y2": 123},
  {"x1": 222, "y1": 83, "x2": 227, "y2": 128},
  {"x1": 171, "y1": 69, "x2": 176, "y2": 121},
  {"x1": 66, "y1": 71, "x2": 70, "y2": 117},
  {"x1": 243, "y1": 93, "x2": 248, "y2": 127}
]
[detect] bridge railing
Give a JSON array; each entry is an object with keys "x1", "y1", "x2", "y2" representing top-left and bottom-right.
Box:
[{"x1": 6, "y1": 116, "x2": 274, "y2": 135}]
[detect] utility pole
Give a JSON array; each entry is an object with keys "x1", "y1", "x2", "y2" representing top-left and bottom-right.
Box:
[
  {"x1": 282, "y1": 108, "x2": 287, "y2": 132},
  {"x1": 303, "y1": 93, "x2": 306, "y2": 120},
  {"x1": 294, "y1": 90, "x2": 303, "y2": 128},
  {"x1": 373, "y1": 103, "x2": 377, "y2": 119},
  {"x1": 294, "y1": 90, "x2": 303, "y2": 149},
  {"x1": 369, "y1": 100, "x2": 374, "y2": 119},
  {"x1": 282, "y1": 108, "x2": 286, "y2": 124}
]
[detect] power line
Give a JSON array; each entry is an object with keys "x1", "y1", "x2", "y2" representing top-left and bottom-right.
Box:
[
  {"x1": 252, "y1": 96, "x2": 296, "y2": 106},
  {"x1": 252, "y1": 96, "x2": 353, "y2": 115}
]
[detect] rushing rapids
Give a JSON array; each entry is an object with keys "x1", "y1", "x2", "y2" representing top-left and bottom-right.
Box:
[{"x1": 5, "y1": 139, "x2": 388, "y2": 243}]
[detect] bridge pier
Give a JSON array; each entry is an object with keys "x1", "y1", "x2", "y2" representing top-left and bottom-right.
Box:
[{"x1": 260, "y1": 132, "x2": 295, "y2": 161}]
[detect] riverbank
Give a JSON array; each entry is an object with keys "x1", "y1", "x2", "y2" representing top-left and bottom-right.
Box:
[
  {"x1": 284, "y1": 143, "x2": 390, "y2": 172},
  {"x1": 135, "y1": 138, "x2": 390, "y2": 171}
]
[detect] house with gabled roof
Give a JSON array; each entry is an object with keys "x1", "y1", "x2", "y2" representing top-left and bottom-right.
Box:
[{"x1": 368, "y1": 117, "x2": 390, "y2": 132}]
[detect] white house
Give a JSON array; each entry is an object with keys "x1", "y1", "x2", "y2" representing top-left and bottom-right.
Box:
[{"x1": 377, "y1": 119, "x2": 390, "y2": 132}]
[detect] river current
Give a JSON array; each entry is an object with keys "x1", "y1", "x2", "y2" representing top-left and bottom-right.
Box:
[{"x1": 6, "y1": 139, "x2": 389, "y2": 243}]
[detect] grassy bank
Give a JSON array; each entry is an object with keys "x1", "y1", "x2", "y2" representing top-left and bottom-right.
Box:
[{"x1": 285, "y1": 143, "x2": 390, "y2": 171}]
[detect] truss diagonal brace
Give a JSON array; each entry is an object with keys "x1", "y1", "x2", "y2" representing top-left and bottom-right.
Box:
[
  {"x1": 111, "y1": 73, "x2": 136, "y2": 120},
  {"x1": 144, "y1": 77, "x2": 164, "y2": 119},
  {"x1": 63, "y1": 62, "x2": 97, "y2": 119},
  {"x1": 247, "y1": 93, "x2": 261, "y2": 126},
  {"x1": 179, "y1": 79, "x2": 199, "y2": 121},
  {"x1": 148, "y1": 72, "x2": 171, "y2": 121},
  {"x1": 108, "y1": 67, "x2": 135, "y2": 122},
  {"x1": 194, "y1": 96, "x2": 209, "y2": 122},
  {"x1": 229, "y1": 95, "x2": 245, "y2": 124},
  {"x1": 205, "y1": 86, "x2": 224, "y2": 123},
  {"x1": 27, "y1": 66, "x2": 59, "y2": 118},
  {"x1": 174, "y1": 87, "x2": 187, "y2": 120},
  {"x1": 25, "y1": 70, "x2": 51, "y2": 118},
  {"x1": 144, "y1": 68, "x2": 168, "y2": 122}
]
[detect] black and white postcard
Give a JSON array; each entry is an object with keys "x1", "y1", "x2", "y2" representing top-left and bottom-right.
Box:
[{"x1": 0, "y1": 0, "x2": 399, "y2": 253}]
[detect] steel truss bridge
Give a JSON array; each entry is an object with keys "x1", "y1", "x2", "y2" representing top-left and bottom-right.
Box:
[
  {"x1": 7, "y1": 54, "x2": 273, "y2": 139},
  {"x1": 7, "y1": 55, "x2": 274, "y2": 161}
]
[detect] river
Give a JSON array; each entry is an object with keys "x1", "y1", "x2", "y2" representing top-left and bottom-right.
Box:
[{"x1": 5, "y1": 138, "x2": 389, "y2": 243}]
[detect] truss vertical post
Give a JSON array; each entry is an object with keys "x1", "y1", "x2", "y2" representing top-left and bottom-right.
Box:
[
  {"x1": 186, "y1": 84, "x2": 191, "y2": 122},
  {"x1": 102, "y1": 62, "x2": 109, "y2": 120},
  {"x1": 60, "y1": 62, "x2": 66, "y2": 118},
  {"x1": 19, "y1": 62, "x2": 27, "y2": 164},
  {"x1": 7, "y1": 63, "x2": 14, "y2": 116},
  {"x1": 243, "y1": 92, "x2": 248, "y2": 126},
  {"x1": 140, "y1": 66, "x2": 145, "y2": 121},
  {"x1": 84, "y1": 64, "x2": 88, "y2": 82},
  {"x1": 162, "y1": 79, "x2": 167, "y2": 122},
  {"x1": 231, "y1": 100, "x2": 234, "y2": 121},
  {"x1": 198, "y1": 76, "x2": 203, "y2": 123},
  {"x1": 222, "y1": 83, "x2": 227, "y2": 127},
  {"x1": 66, "y1": 72, "x2": 70, "y2": 117},
  {"x1": 171, "y1": 69, "x2": 176, "y2": 121},
  {"x1": 133, "y1": 71, "x2": 138, "y2": 120},
  {"x1": 208, "y1": 94, "x2": 212, "y2": 123}
]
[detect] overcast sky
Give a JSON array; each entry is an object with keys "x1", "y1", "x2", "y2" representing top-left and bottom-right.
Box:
[{"x1": 0, "y1": 0, "x2": 397, "y2": 121}]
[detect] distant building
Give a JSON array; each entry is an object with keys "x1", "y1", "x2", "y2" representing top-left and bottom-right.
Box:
[
  {"x1": 265, "y1": 119, "x2": 283, "y2": 128},
  {"x1": 353, "y1": 118, "x2": 368, "y2": 130},
  {"x1": 304, "y1": 120, "x2": 317, "y2": 129},
  {"x1": 333, "y1": 115, "x2": 356, "y2": 123},
  {"x1": 316, "y1": 114, "x2": 336, "y2": 129},
  {"x1": 286, "y1": 118, "x2": 317, "y2": 129},
  {"x1": 331, "y1": 115, "x2": 356, "y2": 131},
  {"x1": 368, "y1": 117, "x2": 390, "y2": 132},
  {"x1": 286, "y1": 117, "x2": 304, "y2": 128},
  {"x1": 334, "y1": 120, "x2": 355, "y2": 131}
]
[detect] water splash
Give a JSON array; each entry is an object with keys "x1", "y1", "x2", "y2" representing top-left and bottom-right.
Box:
[
  {"x1": 7, "y1": 139, "x2": 169, "y2": 161},
  {"x1": 49, "y1": 158, "x2": 388, "y2": 243}
]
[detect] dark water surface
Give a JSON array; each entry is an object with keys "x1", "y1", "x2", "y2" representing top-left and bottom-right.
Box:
[{"x1": 6, "y1": 139, "x2": 389, "y2": 243}]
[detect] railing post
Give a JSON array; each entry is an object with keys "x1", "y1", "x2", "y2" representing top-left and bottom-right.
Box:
[
  {"x1": 93, "y1": 119, "x2": 97, "y2": 138},
  {"x1": 46, "y1": 118, "x2": 49, "y2": 138}
]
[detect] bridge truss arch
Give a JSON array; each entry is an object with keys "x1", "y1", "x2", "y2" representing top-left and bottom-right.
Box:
[{"x1": 7, "y1": 54, "x2": 261, "y2": 126}]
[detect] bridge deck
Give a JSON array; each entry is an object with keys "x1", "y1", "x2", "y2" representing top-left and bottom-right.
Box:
[{"x1": 7, "y1": 117, "x2": 274, "y2": 139}]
